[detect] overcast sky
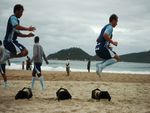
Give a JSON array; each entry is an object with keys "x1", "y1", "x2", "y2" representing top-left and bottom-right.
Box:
[{"x1": 0, "y1": 0, "x2": 150, "y2": 57}]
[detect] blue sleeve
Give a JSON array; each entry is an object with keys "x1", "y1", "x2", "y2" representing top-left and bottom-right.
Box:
[
  {"x1": 10, "y1": 16, "x2": 19, "y2": 27},
  {"x1": 104, "y1": 25, "x2": 113, "y2": 36}
]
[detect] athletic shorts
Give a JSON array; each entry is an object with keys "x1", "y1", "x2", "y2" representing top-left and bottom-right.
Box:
[
  {"x1": 0, "y1": 64, "x2": 6, "y2": 75},
  {"x1": 95, "y1": 44, "x2": 116, "y2": 60},
  {"x1": 4, "y1": 41, "x2": 26, "y2": 55},
  {"x1": 32, "y1": 63, "x2": 42, "y2": 77}
]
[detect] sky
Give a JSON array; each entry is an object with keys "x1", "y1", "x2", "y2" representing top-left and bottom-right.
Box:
[{"x1": 0, "y1": 0, "x2": 150, "y2": 57}]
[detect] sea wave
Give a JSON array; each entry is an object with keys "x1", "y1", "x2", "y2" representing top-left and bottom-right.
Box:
[{"x1": 6, "y1": 63, "x2": 150, "y2": 75}]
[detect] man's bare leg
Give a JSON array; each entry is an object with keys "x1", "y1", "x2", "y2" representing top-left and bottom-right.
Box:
[{"x1": 13, "y1": 49, "x2": 28, "y2": 58}]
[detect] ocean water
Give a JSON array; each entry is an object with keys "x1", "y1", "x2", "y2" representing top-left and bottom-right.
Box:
[{"x1": 6, "y1": 60, "x2": 150, "y2": 74}]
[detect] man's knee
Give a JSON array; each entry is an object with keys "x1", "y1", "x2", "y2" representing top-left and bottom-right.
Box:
[
  {"x1": 114, "y1": 55, "x2": 121, "y2": 62},
  {"x1": 21, "y1": 49, "x2": 28, "y2": 57}
]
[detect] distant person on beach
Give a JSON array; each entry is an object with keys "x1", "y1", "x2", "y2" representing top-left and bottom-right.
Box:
[
  {"x1": 95, "y1": 14, "x2": 120, "y2": 76},
  {"x1": 30, "y1": 36, "x2": 49, "y2": 90},
  {"x1": 87, "y1": 58, "x2": 91, "y2": 72},
  {"x1": 0, "y1": 40, "x2": 10, "y2": 88},
  {"x1": 66, "y1": 58, "x2": 70, "y2": 76},
  {"x1": 26, "y1": 56, "x2": 32, "y2": 70},
  {"x1": 0, "y1": 4, "x2": 36, "y2": 63},
  {"x1": 22, "y1": 61, "x2": 25, "y2": 70}
]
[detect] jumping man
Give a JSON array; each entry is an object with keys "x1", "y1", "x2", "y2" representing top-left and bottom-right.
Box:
[
  {"x1": 95, "y1": 14, "x2": 120, "y2": 76},
  {"x1": 0, "y1": 4, "x2": 36, "y2": 63}
]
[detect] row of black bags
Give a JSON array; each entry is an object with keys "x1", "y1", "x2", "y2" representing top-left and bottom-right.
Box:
[{"x1": 15, "y1": 87, "x2": 111, "y2": 101}]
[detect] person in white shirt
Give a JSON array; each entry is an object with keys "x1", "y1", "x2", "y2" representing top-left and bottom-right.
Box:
[{"x1": 30, "y1": 36, "x2": 49, "y2": 90}]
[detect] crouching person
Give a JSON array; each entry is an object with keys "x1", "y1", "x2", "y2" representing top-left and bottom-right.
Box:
[{"x1": 30, "y1": 36, "x2": 49, "y2": 90}]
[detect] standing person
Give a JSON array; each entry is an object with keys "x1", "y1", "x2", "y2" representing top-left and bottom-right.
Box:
[
  {"x1": 66, "y1": 58, "x2": 70, "y2": 76},
  {"x1": 0, "y1": 4, "x2": 36, "y2": 63},
  {"x1": 31, "y1": 36, "x2": 49, "y2": 90},
  {"x1": 22, "y1": 61, "x2": 25, "y2": 70},
  {"x1": 87, "y1": 58, "x2": 91, "y2": 72},
  {"x1": 0, "y1": 40, "x2": 10, "y2": 88},
  {"x1": 26, "y1": 56, "x2": 31, "y2": 70},
  {"x1": 95, "y1": 14, "x2": 120, "y2": 77}
]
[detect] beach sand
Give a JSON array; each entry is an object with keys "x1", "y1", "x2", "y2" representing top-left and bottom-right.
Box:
[{"x1": 0, "y1": 70, "x2": 150, "y2": 113}]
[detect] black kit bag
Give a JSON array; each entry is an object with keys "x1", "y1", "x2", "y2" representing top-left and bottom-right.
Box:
[
  {"x1": 56, "y1": 88, "x2": 72, "y2": 101},
  {"x1": 92, "y1": 88, "x2": 111, "y2": 101},
  {"x1": 15, "y1": 87, "x2": 33, "y2": 100}
]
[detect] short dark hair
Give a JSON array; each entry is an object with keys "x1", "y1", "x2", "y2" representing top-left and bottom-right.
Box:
[
  {"x1": 109, "y1": 14, "x2": 118, "y2": 22},
  {"x1": 0, "y1": 40, "x2": 2, "y2": 46},
  {"x1": 13, "y1": 4, "x2": 24, "y2": 13},
  {"x1": 34, "y1": 36, "x2": 39, "y2": 43}
]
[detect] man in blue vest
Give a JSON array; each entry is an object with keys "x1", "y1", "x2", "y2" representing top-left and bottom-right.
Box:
[
  {"x1": 95, "y1": 14, "x2": 120, "y2": 76},
  {"x1": 0, "y1": 4, "x2": 36, "y2": 63}
]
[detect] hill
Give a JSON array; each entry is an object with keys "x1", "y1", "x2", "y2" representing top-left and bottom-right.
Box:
[
  {"x1": 120, "y1": 50, "x2": 150, "y2": 63},
  {"x1": 47, "y1": 47, "x2": 150, "y2": 63},
  {"x1": 47, "y1": 47, "x2": 91, "y2": 60}
]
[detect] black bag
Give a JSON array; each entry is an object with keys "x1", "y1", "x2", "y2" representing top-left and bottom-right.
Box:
[
  {"x1": 56, "y1": 88, "x2": 72, "y2": 101},
  {"x1": 91, "y1": 88, "x2": 111, "y2": 101},
  {"x1": 15, "y1": 87, "x2": 33, "y2": 100}
]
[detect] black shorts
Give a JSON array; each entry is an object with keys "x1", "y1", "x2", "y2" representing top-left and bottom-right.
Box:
[
  {"x1": 32, "y1": 63, "x2": 42, "y2": 77},
  {"x1": 0, "y1": 64, "x2": 6, "y2": 75},
  {"x1": 4, "y1": 41, "x2": 26, "y2": 55},
  {"x1": 95, "y1": 44, "x2": 116, "y2": 60}
]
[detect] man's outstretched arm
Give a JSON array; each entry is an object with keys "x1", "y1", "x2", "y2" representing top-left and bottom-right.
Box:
[
  {"x1": 15, "y1": 25, "x2": 36, "y2": 31},
  {"x1": 17, "y1": 32, "x2": 34, "y2": 38}
]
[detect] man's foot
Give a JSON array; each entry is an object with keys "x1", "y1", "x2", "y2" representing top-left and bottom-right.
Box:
[
  {"x1": 3, "y1": 81, "x2": 9, "y2": 89},
  {"x1": 96, "y1": 64, "x2": 103, "y2": 77},
  {"x1": 41, "y1": 87, "x2": 46, "y2": 91}
]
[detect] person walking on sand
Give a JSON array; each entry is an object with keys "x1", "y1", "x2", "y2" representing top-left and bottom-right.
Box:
[
  {"x1": 30, "y1": 36, "x2": 49, "y2": 90},
  {"x1": 0, "y1": 4, "x2": 36, "y2": 63},
  {"x1": 87, "y1": 58, "x2": 91, "y2": 72},
  {"x1": 95, "y1": 14, "x2": 120, "y2": 77},
  {"x1": 0, "y1": 40, "x2": 10, "y2": 88},
  {"x1": 22, "y1": 61, "x2": 25, "y2": 70},
  {"x1": 26, "y1": 56, "x2": 32, "y2": 70}
]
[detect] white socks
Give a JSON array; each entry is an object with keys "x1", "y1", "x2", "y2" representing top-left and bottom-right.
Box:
[
  {"x1": 39, "y1": 76, "x2": 45, "y2": 90},
  {"x1": 3, "y1": 81, "x2": 8, "y2": 89},
  {"x1": 31, "y1": 77, "x2": 36, "y2": 89},
  {"x1": 31, "y1": 76, "x2": 45, "y2": 90},
  {"x1": 96, "y1": 58, "x2": 117, "y2": 76},
  {"x1": 96, "y1": 62, "x2": 103, "y2": 76},
  {"x1": 101, "y1": 58, "x2": 117, "y2": 69}
]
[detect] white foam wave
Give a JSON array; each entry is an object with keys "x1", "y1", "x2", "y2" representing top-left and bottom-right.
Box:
[{"x1": 6, "y1": 63, "x2": 150, "y2": 75}]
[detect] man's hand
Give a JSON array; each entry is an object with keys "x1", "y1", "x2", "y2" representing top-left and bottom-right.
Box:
[
  {"x1": 112, "y1": 41, "x2": 118, "y2": 46},
  {"x1": 108, "y1": 45, "x2": 113, "y2": 50},
  {"x1": 28, "y1": 26, "x2": 36, "y2": 31},
  {"x1": 27, "y1": 33, "x2": 35, "y2": 37}
]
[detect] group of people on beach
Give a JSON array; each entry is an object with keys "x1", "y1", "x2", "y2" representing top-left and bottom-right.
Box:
[{"x1": 0, "y1": 4, "x2": 120, "y2": 89}]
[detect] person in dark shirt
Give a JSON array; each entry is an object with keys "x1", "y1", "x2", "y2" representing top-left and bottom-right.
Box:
[{"x1": 87, "y1": 59, "x2": 91, "y2": 72}]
